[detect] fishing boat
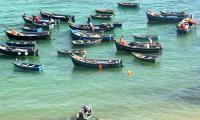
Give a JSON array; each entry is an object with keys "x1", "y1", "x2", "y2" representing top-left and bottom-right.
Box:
[
  {"x1": 146, "y1": 10, "x2": 190, "y2": 23},
  {"x1": 90, "y1": 14, "x2": 112, "y2": 20},
  {"x1": 76, "y1": 106, "x2": 93, "y2": 120},
  {"x1": 95, "y1": 9, "x2": 115, "y2": 14},
  {"x1": 0, "y1": 44, "x2": 38, "y2": 56},
  {"x1": 112, "y1": 22, "x2": 122, "y2": 27},
  {"x1": 132, "y1": 52, "x2": 160, "y2": 63},
  {"x1": 40, "y1": 10, "x2": 75, "y2": 22},
  {"x1": 68, "y1": 22, "x2": 115, "y2": 31},
  {"x1": 72, "y1": 39, "x2": 101, "y2": 46},
  {"x1": 160, "y1": 11, "x2": 187, "y2": 16},
  {"x1": 13, "y1": 61, "x2": 43, "y2": 71},
  {"x1": 22, "y1": 14, "x2": 56, "y2": 24},
  {"x1": 133, "y1": 35, "x2": 159, "y2": 41},
  {"x1": 22, "y1": 14, "x2": 55, "y2": 29},
  {"x1": 57, "y1": 49, "x2": 86, "y2": 56},
  {"x1": 177, "y1": 17, "x2": 197, "y2": 34},
  {"x1": 71, "y1": 54, "x2": 123, "y2": 68},
  {"x1": 118, "y1": 2, "x2": 139, "y2": 8},
  {"x1": 70, "y1": 29, "x2": 114, "y2": 41},
  {"x1": 5, "y1": 28, "x2": 51, "y2": 40},
  {"x1": 7, "y1": 41, "x2": 36, "y2": 47},
  {"x1": 115, "y1": 37, "x2": 163, "y2": 52},
  {"x1": 22, "y1": 25, "x2": 45, "y2": 32}
]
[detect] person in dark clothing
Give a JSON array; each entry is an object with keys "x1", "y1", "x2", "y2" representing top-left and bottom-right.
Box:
[
  {"x1": 78, "y1": 112, "x2": 84, "y2": 118},
  {"x1": 87, "y1": 16, "x2": 92, "y2": 24}
]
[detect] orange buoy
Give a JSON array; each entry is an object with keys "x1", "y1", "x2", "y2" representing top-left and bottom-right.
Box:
[{"x1": 128, "y1": 70, "x2": 132, "y2": 77}]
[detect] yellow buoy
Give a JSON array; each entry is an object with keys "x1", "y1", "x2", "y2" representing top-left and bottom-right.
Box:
[{"x1": 128, "y1": 70, "x2": 133, "y2": 77}]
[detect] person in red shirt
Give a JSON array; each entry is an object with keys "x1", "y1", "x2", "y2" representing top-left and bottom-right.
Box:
[
  {"x1": 119, "y1": 36, "x2": 128, "y2": 46},
  {"x1": 181, "y1": 23, "x2": 186, "y2": 30},
  {"x1": 35, "y1": 16, "x2": 39, "y2": 23}
]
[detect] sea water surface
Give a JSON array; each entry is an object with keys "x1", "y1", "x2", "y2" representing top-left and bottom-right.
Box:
[{"x1": 0, "y1": 0, "x2": 200, "y2": 120}]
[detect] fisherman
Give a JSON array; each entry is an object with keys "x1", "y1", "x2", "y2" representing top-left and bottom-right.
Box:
[
  {"x1": 149, "y1": 38, "x2": 153, "y2": 44},
  {"x1": 33, "y1": 16, "x2": 39, "y2": 23},
  {"x1": 87, "y1": 16, "x2": 92, "y2": 24},
  {"x1": 119, "y1": 36, "x2": 127, "y2": 45},
  {"x1": 188, "y1": 17, "x2": 196, "y2": 26},
  {"x1": 181, "y1": 11, "x2": 186, "y2": 17},
  {"x1": 181, "y1": 23, "x2": 186, "y2": 30},
  {"x1": 78, "y1": 112, "x2": 84, "y2": 119},
  {"x1": 145, "y1": 43, "x2": 150, "y2": 48},
  {"x1": 87, "y1": 16, "x2": 95, "y2": 31},
  {"x1": 50, "y1": 18, "x2": 55, "y2": 24}
]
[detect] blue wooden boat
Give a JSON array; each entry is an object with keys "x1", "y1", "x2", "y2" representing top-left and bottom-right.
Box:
[
  {"x1": 133, "y1": 35, "x2": 159, "y2": 41},
  {"x1": 72, "y1": 39, "x2": 101, "y2": 46},
  {"x1": 22, "y1": 14, "x2": 55, "y2": 29},
  {"x1": 95, "y1": 9, "x2": 115, "y2": 15},
  {"x1": 70, "y1": 29, "x2": 114, "y2": 41},
  {"x1": 0, "y1": 44, "x2": 38, "y2": 56},
  {"x1": 68, "y1": 22, "x2": 115, "y2": 31},
  {"x1": 177, "y1": 18, "x2": 197, "y2": 34},
  {"x1": 160, "y1": 11, "x2": 187, "y2": 16},
  {"x1": 5, "y1": 28, "x2": 51, "y2": 40},
  {"x1": 115, "y1": 38, "x2": 163, "y2": 53},
  {"x1": 7, "y1": 41, "x2": 36, "y2": 47},
  {"x1": 90, "y1": 14, "x2": 112, "y2": 20},
  {"x1": 146, "y1": 10, "x2": 190, "y2": 23},
  {"x1": 40, "y1": 10, "x2": 75, "y2": 22},
  {"x1": 22, "y1": 25, "x2": 45, "y2": 32},
  {"x1": 118, "y1": 2, "x2": 139, "y2": 8},
  {"x1": 57, "y1": 49, "x2": 86, "y2": 56},
  {"x1": 71, "y1": 54, "x2": 123, "y2": 68},
  {"x1": 132, "y1": 52, "x2": 160, "y2": 63},
  {"x1": 13, "y1": 61, "x2": 43, "y2": 71}
]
